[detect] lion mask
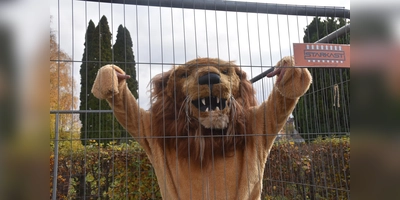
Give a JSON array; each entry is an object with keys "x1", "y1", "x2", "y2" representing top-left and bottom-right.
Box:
[{"x1": 150, "y1": 58, "x2": 257, "y2": 167}]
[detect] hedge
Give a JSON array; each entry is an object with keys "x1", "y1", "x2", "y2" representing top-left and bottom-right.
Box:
[
  {"x1": 50, "y1": 137, "x2": 350, "y2": 199},
  {"x1": 263, "y1": 137, "x2": 350, "y2": 200}
]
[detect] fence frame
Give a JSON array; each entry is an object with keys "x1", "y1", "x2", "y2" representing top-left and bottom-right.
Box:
[{"x1": 81, "y1": 0, "x2": 350, "y2": 19}]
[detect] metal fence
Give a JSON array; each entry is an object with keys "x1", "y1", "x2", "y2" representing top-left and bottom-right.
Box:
[{"x1": 50, "y1": 0, "x2": 350, "y2": 199}]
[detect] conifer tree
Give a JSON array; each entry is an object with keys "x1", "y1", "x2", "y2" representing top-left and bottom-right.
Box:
[
  {"x1": 113, "y1": 25, "x2": 139, "y2": 98},
  {"x1": 79, "y1": 20, "x2": 96, "y2": 145},
  {"x1": 80, "y1": 16, "x2": 119, "y2": 145},
  {"x1": 294, "y1": 17, "x2": 350, "y2": 141},
  {"x1": 92, "y1": 15, "x2": 113, "y2": 68},
  {"x1": 112, "y1": 25, "x2": 139, "y2": 143}
]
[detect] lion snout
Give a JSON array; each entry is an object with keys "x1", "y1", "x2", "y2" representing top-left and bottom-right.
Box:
[{"x1": 198, "y1": 72, "x2": 221, "y2": 85}]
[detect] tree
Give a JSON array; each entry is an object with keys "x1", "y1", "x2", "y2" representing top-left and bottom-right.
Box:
[
  {"x1": 79, "y1": 20, "x2": 96, "y2": 108},
  {"x1": 79, "y1": 20, "x2": 96, "y2": 145},
  {"x1": 112, "y1": 25, "x2": 139, "y2": 142},
  {"x1": 92, "y1": 16, "x2": 113, "y2": 67},
  {"x1": 294, "y1": 17, "x2": 350, "y2": 141},
  {"x1": 113, "y1": 25, "x2": 138, "y2": 98},
  {"x1": 79, "y1": 16, "x2": 116, "y2": 145},
  {"x1": 80, "y1": 16, "x2": 131, "y2": 145},
  {"x1": 50, "y1": 29, "x2": 80, "y2": 148},
  {"x1": 302, "y1": 17, "x2": 349, "y2": 44}
]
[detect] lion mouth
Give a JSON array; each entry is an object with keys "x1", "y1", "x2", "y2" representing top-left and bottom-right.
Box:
[{"x1": 192, "y1": 96, "x2": 227, "y2": 112}]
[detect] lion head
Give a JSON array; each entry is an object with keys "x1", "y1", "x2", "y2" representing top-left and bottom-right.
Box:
[{"x1": 150, "y1": 58, "x2": 257, "y2": 167}]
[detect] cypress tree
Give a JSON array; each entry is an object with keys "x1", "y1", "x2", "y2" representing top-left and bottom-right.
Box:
[
  {"x1": 80, "y1": 16, "x2": 119, "y2": 145},
  {"x1": 112, "y1": 25, "x2": 139, "y2": 143},
  {"x1": 79, "y1": 20, "x2": 96, "y2": 145},
  {"x1": 294, "y1": 17, "x2": 350, "y2": 141},
  {"x1": 113, "y1": 25, "x2": 139, "y2": 98},
  {"x1": 92, "y1": 15, "x2": 113, "y2": 67}
]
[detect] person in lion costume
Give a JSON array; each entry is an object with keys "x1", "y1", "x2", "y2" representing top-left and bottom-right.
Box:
[{"x1": 92, "y1": 56, "x2": 312, "y2": 199}]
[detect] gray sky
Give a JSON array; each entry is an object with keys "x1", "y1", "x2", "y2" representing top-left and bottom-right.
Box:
[{"x1": 50, "y1": 0, "x2": 350, "y2": 110}]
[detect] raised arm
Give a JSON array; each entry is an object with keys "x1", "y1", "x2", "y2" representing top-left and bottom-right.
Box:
[
  {"x1": 91, "y1": 65, "x2": 152, "y2": 154},
  {"x1": 250, "y1": 57, "x2": 312, "y2": 150}
]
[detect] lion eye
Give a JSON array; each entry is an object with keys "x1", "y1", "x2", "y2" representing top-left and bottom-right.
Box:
[{"x1": 221, "y1": 69, "x2": 229, "y2": 75}]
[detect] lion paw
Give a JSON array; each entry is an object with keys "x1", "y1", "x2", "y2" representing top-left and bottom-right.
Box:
[
  {"x1": 92, "y1": 64, "x2": 126, "y2": 100},
  {"x1": 274, "y1": 57, "x2": 312, "y2": 99}
]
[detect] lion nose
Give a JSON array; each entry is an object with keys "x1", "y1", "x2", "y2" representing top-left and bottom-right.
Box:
[{"x1": 198, "y1": 73, "x2": 220, "y2": 85}]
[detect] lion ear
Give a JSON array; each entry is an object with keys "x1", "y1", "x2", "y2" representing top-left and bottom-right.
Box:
[
  {"x1": 151, "y1": 70, "x2": 172, "y2": 97},
  {"x1": 234, "y1": 67, "x2": 257, "y2": 107}
]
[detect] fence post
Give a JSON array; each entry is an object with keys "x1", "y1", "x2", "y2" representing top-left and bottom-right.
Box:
[{"x1": 52, "y1": 113, "x2": 60, "y2": 200}]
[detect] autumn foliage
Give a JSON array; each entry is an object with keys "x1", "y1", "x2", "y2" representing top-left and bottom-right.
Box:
[
  {"x1": 50, "y1": 137, "x2": 350, "y2": 199},
  {"x1": 50, "y1": 30, "x2": 81, "y2": 146}
]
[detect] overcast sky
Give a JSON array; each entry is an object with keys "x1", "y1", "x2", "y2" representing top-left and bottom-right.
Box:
[{"x1": 50, "y1": 0, "x2": 350, "y2": 110}]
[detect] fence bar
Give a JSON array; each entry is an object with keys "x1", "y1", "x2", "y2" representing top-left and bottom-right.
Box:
[
  {"x1": 50, "y1": 110, "x2": 113, "y2": 114},
  {"x1": 81, "y1": 0, "x2": 350, "y2": 19},
  {"x1": 250, "y1": 67, "x2": 275, "y2": 83},
  {"x1": 315, "y1": 24, "x2": 350, "y2": 43},
  {"x1": 52, "y1": 113, "x2": 60, "y2": 200}
]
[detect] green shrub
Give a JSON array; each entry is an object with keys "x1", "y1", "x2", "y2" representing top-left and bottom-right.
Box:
[
  {"x1": 263, "y1": 137, "x2": 350, "y2": 199},
  {"x1": 50, "y1": 137, "x2": 350, "y2": 199},
  {"x1": 50, "y1": 141, "x2": 161, "y2": 199}
]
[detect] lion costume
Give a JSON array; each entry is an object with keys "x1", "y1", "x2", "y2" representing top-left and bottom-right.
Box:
[{"x1": 92, "y1": 56, "x2": 311, "y2": 199}]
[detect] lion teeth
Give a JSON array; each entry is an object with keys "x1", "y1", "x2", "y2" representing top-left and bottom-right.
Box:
[
  {"x1": 217, "y1": 97, "x2": 220, "y2": 104},
  {"x1": 205, "y1": 107, "x2": 209, "y2": 112},
  {"x1": 215, "y1": 106, "x2": 220, "y2": 111},
  {"x1": 201, "y1": 98, "x2": 206, "y2": 105}
]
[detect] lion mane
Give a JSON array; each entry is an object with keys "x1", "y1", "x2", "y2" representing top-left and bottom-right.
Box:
[{"x1": 150, "y1": 58, "x2": 257, "y2": 167}]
